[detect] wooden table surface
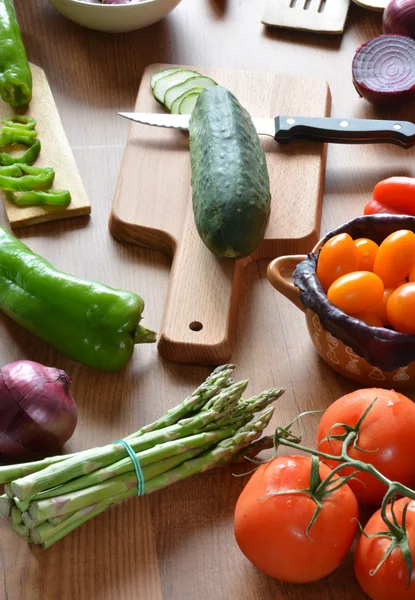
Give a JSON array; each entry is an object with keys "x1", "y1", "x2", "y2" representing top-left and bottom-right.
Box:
[{"x1": 1, "y1": 2, "x2": 413, "y2": 599}]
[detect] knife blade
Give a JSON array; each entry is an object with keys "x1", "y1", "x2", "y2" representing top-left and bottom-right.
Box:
[{"x1": 119, "y1": 112, "x2": 415, "y2": 148}]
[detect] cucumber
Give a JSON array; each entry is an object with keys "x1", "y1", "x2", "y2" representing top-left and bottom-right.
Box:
[
  {"x1": 153, "y1": 69, "x2": 202, "y2": 105},
  {"x1": 164, "y1": 75, "x2": 217, "y2": 111},
  {"x1": 179, "y1": 91, "x2": 203, "y2": 115},
  {"x1": 171, "y1": 87, "x2": 205, "y2": 114},
  {"x1": 189, "y1": 86, "x2": 270, "y2": 259},
  {"x1": 150, "y1": 68, "x2": 180, "y2": 90}
]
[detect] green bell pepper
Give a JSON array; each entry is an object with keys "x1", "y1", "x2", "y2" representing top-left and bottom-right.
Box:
[
  {"x1": 0, "y1": 227, "x2": 156, "y2": 371},
  {"x1": 0, "y1": 0, "x2": 32, "y2": 108}
]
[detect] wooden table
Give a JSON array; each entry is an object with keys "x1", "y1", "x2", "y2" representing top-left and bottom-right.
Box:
[{"x1": 0, "y1": 2, "x2": 412, "y2": 599}]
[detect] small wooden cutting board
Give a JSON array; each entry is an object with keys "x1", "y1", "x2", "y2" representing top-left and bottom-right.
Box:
[
  {"x1": 110, "y1": 64, "x2": 331, "y2": 365},
  {"x1": 0, "y1": 63, "x2": 91, "y2": 229}
]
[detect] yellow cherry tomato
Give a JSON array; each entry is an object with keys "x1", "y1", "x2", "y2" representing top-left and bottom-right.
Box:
[
  {"x1": 327, "y1": 271, "x2": 384, "y2": 315},
  {"x1": 316, "y1": 233, "x2": 360, "y2": 292},
  {"x1": 387, "y1": 282, "x2": 415, "y2": 334},
  {"x1": 354, "y1": 238, "x2": 379, "y2": 271},
  {"x1": 368, "y1": 287, "x2": 397, "y2": 327},
  {"x1": 373, "y1": 230, "x2": 415, "y2": 288}
]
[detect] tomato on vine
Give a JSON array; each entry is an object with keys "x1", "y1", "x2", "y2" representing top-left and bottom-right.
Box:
[
  {"x1": 354, "y1": 498, "x2": 415, "y2": 600},
  {"x1": 233, "y1": 455, "x2": 358, "y2": 583},
  {"x1": 317, "y1": 389, "x2": 415, "y2": 505}
]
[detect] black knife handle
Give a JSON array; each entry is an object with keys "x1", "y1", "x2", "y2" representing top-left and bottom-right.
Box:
[{"x1": 274, "y1": 116, "x2": 415, "y2": 148}]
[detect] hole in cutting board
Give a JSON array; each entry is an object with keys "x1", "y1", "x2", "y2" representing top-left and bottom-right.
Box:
[
  {"x1": 289, "y1": 0, "x2": 297, "y2": 7},
  {"x1": 189, "y1": 321, "x2": 203, "y2": 332},
  {"x1": 318, "y1": 0, "x2": 326, "y2": 12},
  {"x1": 303, "y1": 0, "x2": 312, "y2": 9}
]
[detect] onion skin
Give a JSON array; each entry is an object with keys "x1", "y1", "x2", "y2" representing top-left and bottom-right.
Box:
[
  {"x1": 383, "y1": 0, "x2": 415, "y2": 38},
  {"x1": 352, "y1": 34, "x2": 415, "y2": 106},
  {"x1": 0, "y1": 361, "x2": 78, "y2": 460}
]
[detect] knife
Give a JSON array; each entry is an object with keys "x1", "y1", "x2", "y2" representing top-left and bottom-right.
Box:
[{"x1": 119, "y1": 112, "x2": 415, "y2": 148}]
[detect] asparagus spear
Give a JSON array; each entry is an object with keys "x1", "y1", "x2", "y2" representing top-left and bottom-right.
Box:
[
  {"x1": 0, "y1": 493, "x2": 13, "y2": 517},
  {"x1": 28, "y1": 407, "x2": 274, "y2": 523},
  {"x1": 22, "y1": 427, "x2": 237, "y2": 502}
]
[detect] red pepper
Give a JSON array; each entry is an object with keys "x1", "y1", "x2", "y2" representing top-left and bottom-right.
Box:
[{"x1": 364, "y1": 177, "x2": 415, "y2": 216}]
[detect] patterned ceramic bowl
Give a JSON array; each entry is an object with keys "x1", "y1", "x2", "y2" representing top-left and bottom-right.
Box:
[{"x1": 267, "y1": 215, "x2": 415, "y2": 391}]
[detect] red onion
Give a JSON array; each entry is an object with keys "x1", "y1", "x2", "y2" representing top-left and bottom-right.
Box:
[
  {"x1": 0, "y1": 361, "x2": 78, "y2": 460},
  {"x1": 352, "y1": 34, "x2": 415, "y2": 106},
  {"x1": 383, "y1": 0, "x2": 415, "y2": 38}
]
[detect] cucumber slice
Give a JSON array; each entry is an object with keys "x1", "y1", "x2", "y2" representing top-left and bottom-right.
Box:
[
  {"x1": 153, "y1": 69, "x2": 202, "y2": 105},
  {"x1": 171, "y1": 87, "x2": 205, "y2": 114},
  {"x1": 164, "y1": 76, "x2": 217, "y2": 111},
  {"x1": 150, "y1": 68, "x2": 180, "y2": 90},
  {"x1": 178, "y1": 92, "x2": 203, "y2": 115}
]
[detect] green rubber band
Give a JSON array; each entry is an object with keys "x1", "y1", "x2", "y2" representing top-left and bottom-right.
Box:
[{"x1": 114, "y1": 440, "x2": 145, "y2": 496}]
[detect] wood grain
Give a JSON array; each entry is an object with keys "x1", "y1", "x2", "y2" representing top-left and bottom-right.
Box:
[
  {"x1": 0, "y1": 1, "x2": 410, "y2": 599},
  {"x1": 262, "y1": 0, "x2": 350, "y2": 34},
  {"x1": 110, "y1": 65, "x2": 330, "y2": 364},
  {"x1": 0, "y1": 63, "x2": 91, "y2": 228}
]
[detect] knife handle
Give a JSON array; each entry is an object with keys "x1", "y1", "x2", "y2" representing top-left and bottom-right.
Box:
[{"x1": 274, "y1": 116, "x2": 415, "y2": 148}]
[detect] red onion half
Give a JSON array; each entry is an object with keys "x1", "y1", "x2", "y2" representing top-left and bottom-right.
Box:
[
  {"x1": 383, "y1": 0, "x2": 415, "y2": 38},
  {"x1": 352, "y1": 34, "x2": 415, "y2": 106},
  {"x1": 0, "y1": 361, "x2": 78, "y2": 460}
]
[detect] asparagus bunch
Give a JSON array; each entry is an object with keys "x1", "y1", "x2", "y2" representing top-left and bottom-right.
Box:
[{"x1": 0, "y1": 365, "x2": 284, "y2": 549}]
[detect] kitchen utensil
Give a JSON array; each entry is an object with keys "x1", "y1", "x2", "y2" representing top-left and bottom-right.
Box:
[
  {"x1": 48, "y1": 0, "x2": 183, "y2": 33},
  {"x1": 268, "y1": 215, "x2": 415, "y2": 391},
  {"x1": 119, "y1": 112, "x2": 415, "y2": 148},
  {"x1": 351, "y1": 0, "x2": 387, "y2": 10},
  {"x1": 110, "y1": 64, "x2": 331, "y2": 365},
  {"x1": 0, "y1": 63, "x2": 90, "y2": 229},
  {"x1": 261, "y1": 0, "x2": 350, "y2": 34}
]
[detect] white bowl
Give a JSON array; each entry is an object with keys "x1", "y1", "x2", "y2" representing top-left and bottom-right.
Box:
[{"x1": 48, "y1": 0, "x2": 183, "y2": 33}]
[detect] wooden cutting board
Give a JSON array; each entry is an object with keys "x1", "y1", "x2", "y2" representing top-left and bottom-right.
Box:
[
  {"x1": 0, "y1": 63, "x2": 91, "y2": 229},
  {"x1": 110, "y1": 64, "x2": 331, "y2": 365}
]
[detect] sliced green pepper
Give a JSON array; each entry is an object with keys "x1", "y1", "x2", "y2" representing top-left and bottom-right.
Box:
[
  {"x1": 0, "y1": 1, "x2": 32, "y2": 108},
  {"x1": 0, "y1": 164, "x2": 54, "y2": 191},
  {"x1": 1, "y1": 115, "x2": 36, "y2": 129},
  {"x1": 0, "y1": 227, "x2": 156, "y2": 371},
  {"x1": 6, "y1": 188, "x2": 71, "y2": 206},
  {"x1": 0, "y1": 138, "x2": 40, "y2": 165}
]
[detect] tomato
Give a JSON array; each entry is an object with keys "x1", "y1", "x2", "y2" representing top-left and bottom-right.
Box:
[
  {"x1": 373, "y1": 230, "x2": 415, "y2": 288},
  {"x1": 387, "y1": 282, "x2": 415, "y2": 334},
  {"x1": 233, "y1": 455, "x2": 358, "y2": 583},
  {"x1": 354, "y1": 498, "x2": 415, "y2": 600},
  {"x1": 369, "y1": 287, "x2": 396, "y2": 326},
  {"x1": 316, "y1": 233, "x2": 359, "y2": 292},
  {"x1": 327, "y1": 271, "x2": 384, "y2": 315},
  {"x1": 317, "y1": 388, "x2": 415, "y2": 505},
  {"x1": 355, "y1": 312, "x2": 384, "y2": 327},
  {"x1": 355, "y1": 238, "x2": 379, "y2": 271},
  {"x1": 410, "y1": 264, "x2": 415, "y2": 282}
]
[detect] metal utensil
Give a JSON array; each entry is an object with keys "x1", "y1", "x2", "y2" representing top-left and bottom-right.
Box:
[{"x1": 119, "y1": 112, "x2": 415, "y2": 149}]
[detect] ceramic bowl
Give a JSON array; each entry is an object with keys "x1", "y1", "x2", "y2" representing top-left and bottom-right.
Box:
[
  {"x1": 48, "y1": 0, "x2": 183, "y2": 33},
  {"x1": 267, "y1": 214, "x2": 415, "y2": 391}
]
